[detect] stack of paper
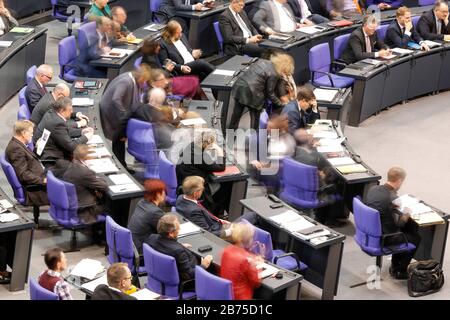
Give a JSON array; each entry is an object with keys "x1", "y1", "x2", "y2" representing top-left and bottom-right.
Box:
[
  {"x1": 85, "y1": 158, "x2": 119, "y2": 173},
  {"x1": 108, "y1": 173, "x2": 134, "y2": 185},
  {"x1": 72, "y1": 97, "x2": 94, "y2": 106},
  {"x1": 109, "y1": 184, "x2": 141, "y2": 193},
  {"x1": 413, "y1": 211, "x2": 445, "y2": 226},
  {"x1": 297, "y1": 25, "x2": 323, "y2": 34},
  {"x1": 87, "y1": 135, "x2": 104, "y2": 145},
  {"x1": 312, "y1": 131, "x2": 338, "y2": 139},
  {"x1": 392, "y1": 47, "x2": 414, "y2": 55},
  {"x1": 0, "y1": 41, "x2": 13, "y2": 47},
  {"x1": 318, "y1": 137, "x2": 345, "y2": 146},
  {"x1": 10, "y1": 27, "x2": 34, "y2": 33},
  {"x1": 0, "y1": 199, "x2": 13, "y2": 209},
  {"x1": 130, "y1": 288, "x2": 161, "y2": 300},
  {"x1": 317, "y1": 144, "x2": 344, "y2": 153},
  {"x1": 71, "y1": 259, "x2": 105, "y2": 280},
  {"x1": 88, "y1": 147, "x2": 111, "y2": 158},
  {"x1": 178, "y1": 221, "x2": 202, "y2": 238},
  {"x1": 392, "y1": 194, "x2": 419, "y2": 213},
  {"x1": 101, "y1": 48, "x2": 134, "y2": 58},
  {"x1": 0, "y1": 213, "x2": 19, "y2": 222},
  {"x1": 80, "y1": 275, "x2": 108, "y2": 293},
  {"x1": 336, "y1": 163, "x2": 367, "y2": 174},
  {"x1": 294, "y1": 228, "x2": 331, "y2": 240},
  {"x1": 423, "y1": 40, "x2": 441, "y2": 48},
  {"x1": 327, "y1": 156, "x2": 355, "y2": 166},
  {"x1": 180, "y1": 118, "x2": 207, "y2": 126},
  {"x1": 212, "y1": 69, "x2": 235, "y2": 76},
  {"x1": 282, "y1": 217, "x2": 316, "y2": 233},
  {"x1": 313, "y1": 88, "x2": 339, "y2": 102},
  {"x1": 256, "y1": 262, "x2": 279, "y2": 279},
  {"x1": 269, "y1": 210, "x2": 300, "y2": 225}
]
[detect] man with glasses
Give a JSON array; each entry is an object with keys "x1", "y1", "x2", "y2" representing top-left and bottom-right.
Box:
[
  {"x1": 91, "y1": 263, "x2": 137, "y2": 300},
  {"x1": 25, "y1": 64, "x2": 53, "y2": 112},
  {"x1": 417, "y1": 0, "x2": 450, "y2": 41}
]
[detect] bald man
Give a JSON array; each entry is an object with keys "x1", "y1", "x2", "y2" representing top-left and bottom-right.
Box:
[{"x1": 25, "y1": 64, "x2": 53, "y2": 112}]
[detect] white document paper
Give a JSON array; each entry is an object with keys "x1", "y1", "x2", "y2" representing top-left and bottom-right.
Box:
[
  {"x1": 317, "y1": 144, "x2": 343, "y2": 153},
  {"x1": 72, "y1": 97, "x2": 94, "y2": 106},
  {"x1": 392, "y1": 194, "x2": 420, "y2": 213},
  {"x1": 180, "y1": 118, "x2": 207, "y2": 126},
  {"x1": 0, "y1": 213, "x2": 19, "y2": 223},
  {"x1": 269, "y1": 210, "x2": 301, "y2": 225},
  {"x1": 101, "y1": 48, "x2": 134, "y2": 58},
  {"x1": 327, "y1": 156, "x2": 355, "y2": 166},
  {"x1": 70, "y1": 259, "x2": 105, "y2": 280},
  {"x1": 282, "y1": 217, "x2": 315, "y2": 233},
  {"x1": 312, "y1": 131, "x2": 338, "y2": 139},
  {"x1": 143, "y1": 23, "x2": 164, "y2": 31},
  {"x1": 88, "y1": 147, "x2": 111, "y2": 158},
  {"x1": 256, "y1": 262, "x2": 279, "y2": 278},
  {"x1": 0, "y1": 199, "x2": 13, "y2": 209},
  {"x1": 108, "y1": 173, "x2": 134, "y2": 185},
  {"x1": 109, "y1": 183, "x2": 141, "y2": 193},
  {"x1": 297, "y1": 25, "x2": 323, "y2": 34},
  {"x1": 87, "y1": 134, "x2": 104, "y2": 145},
  {"x1": 409, "y1": 202, "x2": 433, "y2": 215},
  {"x1": 318, "y1": 137, "x2": 345, "y2": 146},
  {"x1": 212, "y1": 69, "x2": 235, "y2": 76},
  {"x1": 413, "y1": 211, "x2": 444, "y2": 225},
  {"x1": 85, "y1": 158, "x2": 119, "y2": 173},
  {"x1": 391, "y1": 47, "x2": 414, "y2": 55},
  {"x1": 178, "y1": 221, "x2": 202, "y2": 238},
  {"x1": 80, "y1": 274, "x2": 108, "y2": 292},
  {"x1": 313, "y1": 88, "x2": 339, "y2": 102},
  {"x1": 0, "y1": 41, "x2": 12, "y2": 47},
  {"x1": 130, "y1": 288, "x2": 161, "y2": 300},
  {"x1": 423, "y1": 40, "x2": 441, "y2": 48},
  {"x1": 35, "y1": 129, "x2": 51, "y2": 156},
  {"x1": 294, "y1": 228, "x2": 331, "y2": 240}
]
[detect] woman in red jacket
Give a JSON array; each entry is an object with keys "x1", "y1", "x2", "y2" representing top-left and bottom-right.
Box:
[{"x1": 220, "y1": 223, "x2": 262, "y2": 300}]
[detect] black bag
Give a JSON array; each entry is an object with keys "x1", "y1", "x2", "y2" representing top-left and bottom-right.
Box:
[{"x1": 407, "y1": 260, "x2": 444, "y2": 297}]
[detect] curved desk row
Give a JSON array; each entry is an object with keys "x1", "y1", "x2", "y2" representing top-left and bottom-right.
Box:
[{"x1": 0, "y1": 26, "x2": 47, "y2": 107}]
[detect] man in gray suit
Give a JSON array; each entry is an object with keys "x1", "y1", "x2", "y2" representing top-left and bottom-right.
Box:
[
  {"x1": 253, "y1": 0, "x2": 304, "y2": 34},
  {"x1": 99, "y1": 65, "x2": 152, "y2": 169}
]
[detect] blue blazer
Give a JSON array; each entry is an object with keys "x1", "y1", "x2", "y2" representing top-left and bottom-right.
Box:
[
  {"x1": 385, "y1": 20, "x2": 423, "y2": 48},
  {"x1": 281, "y1": 100, "x2": 320, "y2": 135}
]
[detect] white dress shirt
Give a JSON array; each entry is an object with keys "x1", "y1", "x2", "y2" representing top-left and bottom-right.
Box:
[
  {"x1": 229, "y1": 7, "x2": 251, "y2": 39},
  {"x1": 173, "y1": 39, "x2": 195, "y2": 64},
  {"x1": 273, "y1": 0, "x2": 297, "y2": 32},
  {"x1": 297, "y1": 0, "x2": 312, "y2": 22}
]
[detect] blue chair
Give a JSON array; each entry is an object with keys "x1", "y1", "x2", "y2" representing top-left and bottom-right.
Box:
[
  {"x1": 105, "y1": 216, "x2": 146, "y2": 286},
  {"x1": 134, "y1": 56, "x2": 143, "y2": 69},
  {"x1": 58, "y1": 36, "x2": 78, "y2": 82},
  {"x1": 26, "y1": 65, "x2": 36, "y2": 85},
  {"x1": 158, "y1": 151, "x2": 177, "y2": 206},
  {"x1": 213, "y1": 21, "x2": 224, "y2": 56},
  {"x1": 19, "y1": 86, "x2": 27, "y2": 108},
  {"x1": 195, "y1": 266, "x2": 233, "y2": 300},
  {"x1": 0, "y1": 154, "x2": 41, "y2": 225},
  {"x1": 18, "y1": 104, "x2": 31, "y2": 120},
  {"x1": 259, "y1": 110, "x2": 269, "y2": 129},
  {"x1": 143, "y1": 243, "x2": 196, "y2": 299},
  {"x1": 351, "y1": 197, "x2": 416, "y2": 287},
  {"x1": 412, "y1": 15, "x2": 420, "y2": 28},
  {"x1": 126, "y1": 119, "x2": 159, "y2": 179},
  {"x1": 242, "y1": 219, "x2": 308, "y2": 272},
  {"x1": 46, "y1": 171, "x2": 106, "y2": 251},
  {"x1": 150, "y1": 0, "x2": 164, "y2": 22},
  {"x1": 418, "y1": 0, "x2": 434, "y2": 5},
  {"x1": 309, "y1": 42, "x2": 354, "y2": 88},
  {"x1": 376, "y1": 24, "x2": 389, "y2": 41},
  {"x1": 78, "y1": 21, "x2": 96, "y2": 51},
  {"x1": 29, "y1": 279, "x2": 59, "y2": 300}
]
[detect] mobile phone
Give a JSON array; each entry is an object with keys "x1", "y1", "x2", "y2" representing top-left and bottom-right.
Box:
[{"x1": 198, "y1": 245, "x2": 212, "y2": 253}]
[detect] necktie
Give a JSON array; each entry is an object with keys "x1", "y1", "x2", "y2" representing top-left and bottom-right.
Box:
[
  {"x1": 41, "y1": 86, "x2": 47, "y2": 94},
  {"x1": 198, "y1": 202, "x2": 223, "y2": 224},
  {"x1": 401, "y1": 27, "x2": 405, "y2": 36},
  {"x1": 437, "y1": 20, "x2": 442, "y2": 34},
  {"x1": 353, "y1": 0, "x2": 362, "y2": 14},
  {"x1": 235, "y1": 12, "x2": 252, "y2": 38},
  {"x1": 185, "y1": 0, "x2": 190, "y2": 5},
  {"x1": 365, "y1": 35, "x2": 371, "y2": 53}
]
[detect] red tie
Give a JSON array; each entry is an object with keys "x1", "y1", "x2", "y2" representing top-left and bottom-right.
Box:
[{"x1": 197, "y1": 202, "x2": 223, "y2": 224}]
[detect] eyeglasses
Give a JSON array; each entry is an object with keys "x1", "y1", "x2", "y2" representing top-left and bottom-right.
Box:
[{"x1": 42, "y1": 74, "x2": 52, "y2": 80}]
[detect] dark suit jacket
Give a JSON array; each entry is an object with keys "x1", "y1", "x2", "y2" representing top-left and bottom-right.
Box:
[
  {"x1": 91, "y1": 284, "x2": 137, "y2": 300},
  {"x1": 341, "y1": 27, "x2": 388, "y2": 64},
  {"x1": 218, "y1": 8, "x2": 259, "y2": 56},
  {"x1": 25, "y1": 77, "x2": 47, "y2": 112},
  {"x1": 128, "y1": 199, "x2": 165, "y2": 253},
  {"x1": 158, "y1": 35, "x2": 193, "y2": 74},
  {"x1": 287, "y1": 0, "x2": 313, "y2": 19},
  {"x1": 33, "y1": 109, "x2": 88, "y2": 161},
  {"x1": 365, "y1": 0, "x2": 402, "y2": 8},
  {"x1": 30, "y1": 92, "x2": 81, "y2": 137},
  {"x1": 148, "y1": 233, "x2": 199, "y2": 281},
  {"x1": 175, "y1": 195, "x2": 222, "y2": 236},
  {"x1": 158, "y1": 0, "x2": 201, "y2": 21},
  {"x1": 253, "y1": 0, "x2": 300, "y2": 33},
  {"x1": 385, "y1": 20, "x2": 423, "y2": 48},
  {"x1": 53, "y1": 159, "x2": 108, "y2": 208},
  {"x1": 281, "y1": 100, "x2": 320, "y2": 135},
  {"x1": 5, "y1": 137, "x2": 48, "y2": 206},
  {"x1": 417, "y1": 9, "x2": 450, "y2": 41}
]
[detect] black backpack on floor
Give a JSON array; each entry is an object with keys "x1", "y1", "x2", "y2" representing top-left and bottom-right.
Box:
[{"x1": 407, "y1": 260, "x2": 444, "y2": 297}]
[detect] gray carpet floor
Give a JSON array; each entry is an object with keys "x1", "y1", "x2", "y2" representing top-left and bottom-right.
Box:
[{"x1": 1, "y1": 18, "x2": 450, "y2": 300}]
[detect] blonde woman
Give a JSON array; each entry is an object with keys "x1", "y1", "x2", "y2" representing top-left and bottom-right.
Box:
[{"x1": 271, "y1": 53, "x2": 297, "y2": 113}]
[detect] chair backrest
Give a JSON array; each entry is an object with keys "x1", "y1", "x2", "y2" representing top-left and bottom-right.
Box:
[
  {"x1": 19, "y1": 86, "x2": 27, "y2": 107},
  {"x1": 58, "y1": 36, "x2": 78, "y2": 81},
  {"x1": 105, "y1": 216, "x2": 138, "y2": 273},
  {"x1": 333, "y1": 33, "x2": 351, "y2": 60},
  {"x1": 418, "y1": 0, "x2": 434, "y2": 5},
  {"x1": 78, "y1": 21, "x2": 96, "y2": 51},
  {"x1": 241, "y1": 219, "x2": 274, "y2": 261},
  {"x1": 0, "y1": 154, "x2": 26, "y2": 204},
  {"x1": 281, "y1": 157, "x2": 319, "y2": 207},
  {"x1": 158, "y1": 151, "x2": 177, "y2": 204},
  {"x1": 150, "y1": 0, "x2": 163, "y2": 22},
  {"x1": 29, "y1": 279, "x2": 59, "y2": 300},
  {"x1": 309, "y1": 43, "x2": 331, "y2": 81},
  {"x1": 376, "y1": 24, "x2": 389, "y2": 41},
  {"x1": 18, "y1": 104, "x2": 31, "y2": 120},
  {"x1": 134, "y1": 56, "x2": 143, "y2": 69},
  {"x1": 26, "y1": 65, "x2": 36, "y2": 86},
  {"x1": 259, "y1": 110, "x2": 269, "y2": 129},
  {"x1": 143, "y1": 243, "x2": 180, "y2": 297},
  {"x1": 46, "y1": 171, "x2": 80, "y2": 228},
  {"x1": 213, "y1": 21, "x2": 223, "y2": 55},
  {"x1": 412, "y1": 15, "x2": 420, "y2": 28},
  {"x1": 195, "y1": 266, "x2": 233, "y2": 300},
  {"x1": 126, "y1": 119, "x2": 158, "y2": 166},
  {"x1": 352, "y1": 197, "x2": 383, "y2": 255}
]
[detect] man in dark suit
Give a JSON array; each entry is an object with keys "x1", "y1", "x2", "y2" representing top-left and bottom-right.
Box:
[
  {"x1": 341, "y1": 14, "x2": 391, "y2": 64},
  {"x1": 281, "y1": 86, "x2": 320, "y2": 135},
  {"x1": 157, "y1": 0, "x2": 204, "y2": 30},
  {"x1": 5, "y1": 120, "x2": 48, "y2": 206},
  {"x1": 30, "y1": 84, "x2": 89, "y2": 138},
  {"x1": 33, "y1": 97, "x2": 94, "y2": 163},
  {"x1": 417, "y1": 0, "x2": 450, "y2": 41},
  {"x1": 385, "y1": 6, "x2": 430, "y2": 50},
  {"x1": 25, "y1": 64, "x2": 53, "y2": 112},
  {"x1": 52, "y1": 144, "x2": 108, "y2": 224},
  {"x1": 159, "y1": 20, "x2": 215, "y2": 81},
  {"x1": 365, "y1": 167, "x2": 421, "y2": 280},
  {"x1": 287, "y1": 0, "x2": 329, "y2": 24},
  {"x1": 218, "y1": 0, "x2": 265, "y2": 57},
  {"x1": 148, "y1": 214, "x2": 213, "y2": 282},
  {"x1": 99, "y1": 65, "x2": 151, "y2": 169},
  {"x1": 91, "y1": 263, "x2": 137, "y2": 300}
]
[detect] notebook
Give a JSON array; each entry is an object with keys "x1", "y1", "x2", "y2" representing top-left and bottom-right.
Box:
[
  {"x1": 336, "y1": 163, "x2": 367, "y2": 174},
  {"x1": 213, "y1": 166, "x2": 241, "y2": 177},
  {"x1": 327, "y1": 20, "x2": 353, "y2": 27}
]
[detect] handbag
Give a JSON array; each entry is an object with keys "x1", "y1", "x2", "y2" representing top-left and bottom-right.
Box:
[{"x1": 407, "y1": 260, "x2": 444, "y2": 297}]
